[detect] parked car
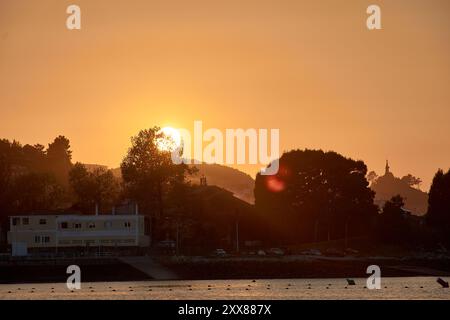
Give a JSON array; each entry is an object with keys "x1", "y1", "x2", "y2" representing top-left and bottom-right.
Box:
[
  {"x1": 211, "y1": 249, "x2": 227, "y2": 257},
  {"x1": 324, "y1": 248, "x2": 346, "y2": 257},
  {"x1": 268, "y1": 248, "x2": 284, "y2": 256},
  {"x1": 300, "y1": 249, "x2": 322, "y2": 256},
  {"x1": 157, "y1": 240, "x2": 176, "y2": 248}
]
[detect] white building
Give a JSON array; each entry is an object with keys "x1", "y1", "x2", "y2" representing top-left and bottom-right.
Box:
[{"x1": 7, "y1": 213, "x2": 150, "y2": 256}]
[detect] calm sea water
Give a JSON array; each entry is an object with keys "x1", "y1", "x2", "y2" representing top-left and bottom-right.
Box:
[{"x1": 0, "y1": 277, "x2": 449, "y2": 300}]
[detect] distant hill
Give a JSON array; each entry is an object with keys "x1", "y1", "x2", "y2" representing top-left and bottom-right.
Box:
[
  {"x1": 101, "y1": 163, "x2": 255, "y2": 204},
  {"x1": 370, "y1": 164, "x2": 428, "y2": 215},
  {"x1": 188, "y1": 164, "x2": 255, "y2": 204}
]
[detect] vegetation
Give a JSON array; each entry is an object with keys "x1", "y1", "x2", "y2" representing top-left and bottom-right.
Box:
[
  {"x1": 2, "y1": 131, "x2": 450, "y2": 253},
  {"x1": 427, "y1": 169, "x2": 450, "y2": 244},
  {"x1": 254, "y1": 149, "x2": 378, "y2": 244}
]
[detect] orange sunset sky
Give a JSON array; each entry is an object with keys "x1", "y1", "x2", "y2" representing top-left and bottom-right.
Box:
[{"x1": 1, "y1": 0, "x2": 449, "y2": 188}]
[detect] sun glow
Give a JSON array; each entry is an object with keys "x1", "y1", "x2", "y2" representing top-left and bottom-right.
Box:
[{"x1": 156, "y1": 126, "x2": 182, "y2": 152}]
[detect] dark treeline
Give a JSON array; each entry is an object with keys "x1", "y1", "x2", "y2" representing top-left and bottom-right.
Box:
[
  {"x1": 0, "y1": 136, "x2": 72, "y2": 214},
  {"x1": 255, "y1": 149, "x2": 450, "y2": 249},
  {"x1": 2, "y1": 130, "x2": 450, "y2": 253}
]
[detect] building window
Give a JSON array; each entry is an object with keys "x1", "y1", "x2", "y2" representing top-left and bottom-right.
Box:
[
  {"x1": 22, "y1": 218, "x2": 29, "y2": 225},
  {"x1": 12, "y1": 218, "x2": 20, "y2": 226},
  {"x1": 34, "y1": 236, "x2": 41, "y2": 243},
  {"x1": 60, "y1": 222, "x2": 68, "y2": 229},
  {"x1": 43, "y1": 236, "x2": 50, "y2": 243},
  {"x1": 88, "y1": 222, "x2": 96, "y2": 229},
  {"x1": 74, "y1": 223, "x2": 82, "y2": 229},
  {"x1": 39, "y1": 219, "x2": 47, "y2": 225},
  {"x1": 124, "y1": 221, "x2": 131, "y2": 228}
]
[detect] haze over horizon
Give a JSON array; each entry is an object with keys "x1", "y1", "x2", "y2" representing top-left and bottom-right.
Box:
[{"x1": 1, "y1": 0, "x2": 449, "y2": 188}]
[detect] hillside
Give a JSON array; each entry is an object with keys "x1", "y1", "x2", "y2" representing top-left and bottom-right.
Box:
[
  {"x1": 371, "y1": 168, "x2": 428, "y2": 215},
  {"x1": 188, "y1": 163, "x2": 255, "y2": 204},
  {"x1": 105, "y1": 164, "x2": 255, "y2": 204}
]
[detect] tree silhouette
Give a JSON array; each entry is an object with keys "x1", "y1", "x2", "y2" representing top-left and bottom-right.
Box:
[
  {"x1": 12, "y1": 172, "x2": 65, "y2": 212},
  {"x1": 367, "y1": 171, "x2": 378, "y2": 185},
  {"x1": 427, "y1": 169, "x2": 450, "y2": 240},
  {"x1": 120, "y1": 127, "x2": 191, "y2": 242},
  {"x1": 377, "y1": 195, "x2": 411, "y2": 243},
  {"x1": 69, "y1": 162, "x2": 119, "y2": 214},
  {"x1": 401, "y1": 174, "x2": 422, "y2": 189},
  {"x1": 46, "y1": 135, "x2": 73, "y2": 186},
  {"x1": 254, "y1": 149, "x2": 377, "y2": 244}
]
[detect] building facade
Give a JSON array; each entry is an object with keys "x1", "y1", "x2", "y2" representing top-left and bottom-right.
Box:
[{"x1": 7, "y1": 214, "x2": 150, "y2": 256}]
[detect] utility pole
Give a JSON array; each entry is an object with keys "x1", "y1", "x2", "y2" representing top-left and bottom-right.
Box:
[
  {"x1": 176, "y1": 221, "x2": 180, "y2": 256},
  {"x1": 235, "y1": 219, "x2": 239, "y2": 253},
  {"x1": 344, "y1": 220, "x2": 349, "y2": 249},
  {"x1": 314, "y1": 220, "x2": 319, "y2": 242}
]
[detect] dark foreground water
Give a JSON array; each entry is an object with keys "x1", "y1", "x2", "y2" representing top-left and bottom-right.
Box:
[{"x1": 0, "y1": 277, "x2": 449, "y2": 299}]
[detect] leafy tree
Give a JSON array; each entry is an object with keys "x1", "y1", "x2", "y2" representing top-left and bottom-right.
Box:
[
  {"x1": 367, "y1": 171, "x2": 378, "y2": 184},
  {"x1": 377, "y1": 195, "x2": 411, "y2": 243},
  {"x1": 401, "y1": 174, "x2": 422, "y2": 189},
  {"x1": 69, "y1": 162, "x2": 119, "y2": 214},
  {"x1": 121, "y1": 127, "x2": 190, "y2": 213},
  {"x1": 254, "y1": 149, "x2": 377, "y2": 244},
  {"x1": 12, "y1": 172, "x2": 65, "y2": 212},
  {"x1": 427, "y1": 169, "x2": 450, "y2": 235},
  {"x1": 46, "y1": 135, "x2": 73, "y2": 186},
  {"x1": 120, "y1": 127, "x2": 192, "y2": 242}
]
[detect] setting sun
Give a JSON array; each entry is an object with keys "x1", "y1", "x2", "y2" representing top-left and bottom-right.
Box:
[{"x1": 156, "y1": 126, "x2": 182, "y2": 152}]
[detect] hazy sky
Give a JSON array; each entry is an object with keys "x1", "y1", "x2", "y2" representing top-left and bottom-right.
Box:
[{"x1": 1, "y1": 0, "x2": 449, "y2": 188}]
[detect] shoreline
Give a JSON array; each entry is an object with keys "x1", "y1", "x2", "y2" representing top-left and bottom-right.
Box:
[{"x1": 0, "y1": 255, "x2": 449, "y2": 284}]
